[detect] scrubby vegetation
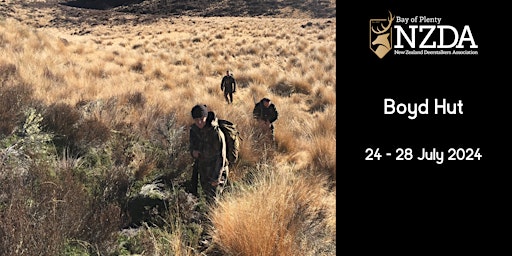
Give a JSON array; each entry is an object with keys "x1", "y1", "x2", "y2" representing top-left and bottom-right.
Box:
[{"x1": 1, "y1": 1, "x2": 335, "y2": 255}]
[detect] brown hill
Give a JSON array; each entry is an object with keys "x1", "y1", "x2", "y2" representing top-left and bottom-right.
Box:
[
  {"x1": 64, "y1": 0, "x2": 336, "y2": 18},
  {"x1": 1, "y1": 0, "x2": 335, "y2": 31}
]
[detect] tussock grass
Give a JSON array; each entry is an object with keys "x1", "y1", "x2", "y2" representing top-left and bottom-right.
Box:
[
  {"x1": 0, "y1": 8, "x2": 335, "y2": 255},
  {"x1": 210, "y1": 166, "x2": 336, "y2": 256}
]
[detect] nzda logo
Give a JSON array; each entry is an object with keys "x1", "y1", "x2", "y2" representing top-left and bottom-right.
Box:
[
  {"x1": 370, "y1": 11, "x2": 479, "y2": 58},
  {"x1": 369, "y1": 11, "x2": 395, "y2": 59}
]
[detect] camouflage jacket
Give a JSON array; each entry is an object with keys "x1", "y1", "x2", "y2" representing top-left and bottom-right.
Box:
[
  {"x1": 253, "y1": 101, "x2": 278, "y2": 123},
  {"x1": 221, "y1": 75, "x2": 236, "y2": 92},
  {"x1": 189, "y1": 112, "x2": 228, "y2": 182}
]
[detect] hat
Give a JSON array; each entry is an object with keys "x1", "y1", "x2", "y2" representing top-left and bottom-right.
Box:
[{"x1": 191, "y1": 104, "x2": 208, "y2": 118}]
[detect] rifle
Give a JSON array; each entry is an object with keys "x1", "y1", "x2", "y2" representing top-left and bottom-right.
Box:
[{"x1": 190, "y1": 160, "x2": 199, "y2": 196}]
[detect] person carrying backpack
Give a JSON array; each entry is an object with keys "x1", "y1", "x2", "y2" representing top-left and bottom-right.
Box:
[
  {"x1": 189, "y1": 104, "x2": 229, "y2": 201},
  {"x1": 253, "y1": 97, "x2": 278, "y2": 144},
  {"x1": 220, "y1": 70, "x2": 236, "y2": 104}
]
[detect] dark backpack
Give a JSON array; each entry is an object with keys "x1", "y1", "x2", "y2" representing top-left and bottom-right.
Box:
[{"x1": 217, "y1": 119, "x2": 241, "y2": 164}]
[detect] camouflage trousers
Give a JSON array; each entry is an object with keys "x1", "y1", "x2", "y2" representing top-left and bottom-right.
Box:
[
  {"x1": 255, "y1": 121, "x2": 276, "y2": 148},
  {"x1": 195, "y1": 159, "x2": 229, "y2": 202},
  {"x1": 224, "y1": 91, "x2": 234, "y2": 104}
]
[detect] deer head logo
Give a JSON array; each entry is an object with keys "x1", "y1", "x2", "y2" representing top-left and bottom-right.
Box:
[{"x1": 370, "y1": 11, "x2": 395, "y2": 59}]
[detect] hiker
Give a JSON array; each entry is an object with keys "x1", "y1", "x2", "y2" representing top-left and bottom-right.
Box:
[
  {"x1": 220, "y1": 70, "x2": 236, "y2": 104},
  {"x1": 252, "y1": 98, "x2": 278, "y2": 143},
  {"x1": 189, "y1": 104, "x2": 229, "y2": 201}
]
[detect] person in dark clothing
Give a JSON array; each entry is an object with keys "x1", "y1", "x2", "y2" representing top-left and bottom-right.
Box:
[
  {"x1": 252, "y1": 98, "x2": 278, "y2": 143},
  {"x1": 189, "y1": 104, "x2": 229, "y2": 201},
  {"x1": 220, "y1": 70, "x2": 236, "y2": 104}
]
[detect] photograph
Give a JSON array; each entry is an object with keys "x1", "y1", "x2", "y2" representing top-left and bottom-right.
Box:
[{"x1": 0, "y1": 0, "x2": 336, "y2": 255}]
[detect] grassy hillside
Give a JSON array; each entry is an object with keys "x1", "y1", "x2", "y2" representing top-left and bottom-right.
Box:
[{"x1": 1, "y1": 1, "x2": 336, "y2": 255}]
